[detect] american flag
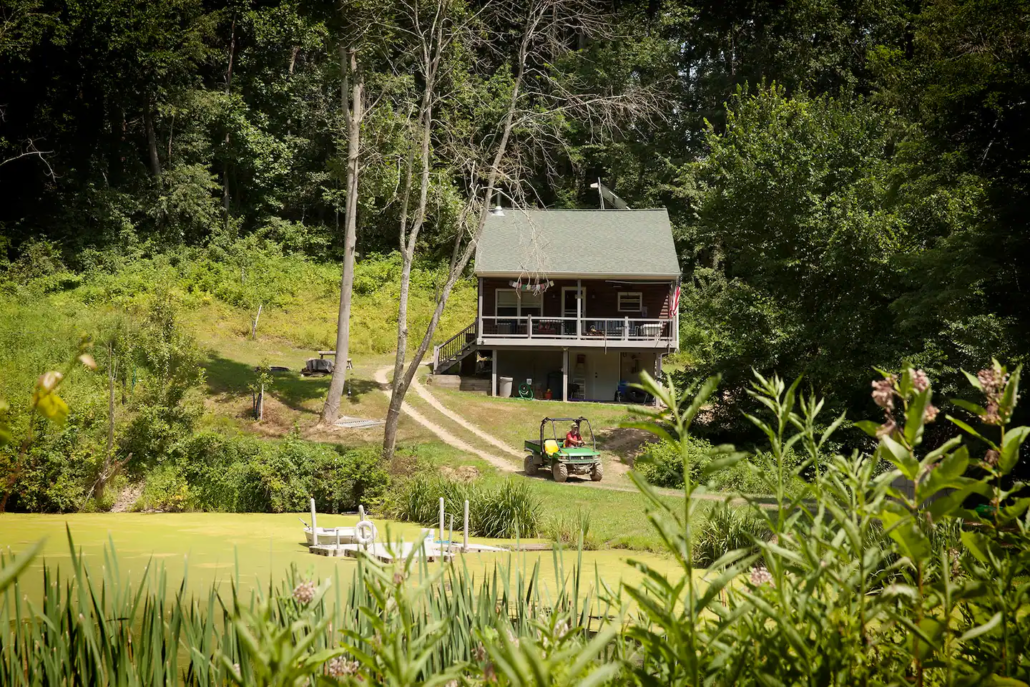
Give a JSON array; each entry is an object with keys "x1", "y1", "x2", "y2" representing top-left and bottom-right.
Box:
[{"x1": 671, "y1": 284, "x2": 680, "y2": 316}]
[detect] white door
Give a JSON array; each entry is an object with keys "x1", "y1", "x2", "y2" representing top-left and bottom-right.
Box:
[
  {"x1": 562, "y1": 286, "x2": 585, "y2": 336},
  {"x1": 586, "y1": 352, "x2": 620, "y2": 401}
]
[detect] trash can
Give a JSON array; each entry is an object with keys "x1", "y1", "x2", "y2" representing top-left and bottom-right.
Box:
[{"x1": 498, "y1": 376, "x2": 513, "y2": 398}]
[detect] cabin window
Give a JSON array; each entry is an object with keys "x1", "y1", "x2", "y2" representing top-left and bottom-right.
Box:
[
  {"x1": 618, "y1": 292, "x2": 643, "y2": 313},
  {"x1": 496, "y1": 289, "x2": 542, "y2": 317}
]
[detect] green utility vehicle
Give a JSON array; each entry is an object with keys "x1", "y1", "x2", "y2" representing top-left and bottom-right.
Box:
[{"x1": 523, "y1": 416, "x2": 603, "y2": 483}]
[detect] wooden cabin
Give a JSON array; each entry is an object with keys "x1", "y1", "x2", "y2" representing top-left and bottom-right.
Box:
[{"x1": 432, "y1": 208, "x2": 681, "y2": 402}]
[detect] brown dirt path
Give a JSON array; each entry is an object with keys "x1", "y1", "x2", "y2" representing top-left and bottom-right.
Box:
[{"x1": 373, "y1": 366, "x2": 516, "y2": 474}]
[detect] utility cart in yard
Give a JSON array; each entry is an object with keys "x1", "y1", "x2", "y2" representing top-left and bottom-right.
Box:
[{"x1": 524, "y1": 416, "x2": 603, "y2": 483}]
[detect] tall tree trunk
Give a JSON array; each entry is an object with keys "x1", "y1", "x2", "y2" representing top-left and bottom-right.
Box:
[
  {"x1": 143, "y1": 98, "x2": 162, "y2": 179},
  {"x1": 223, "y1": 15, "x2": 237, "y2": 225},
  {"x1": 383, "y1": 4, "x2": 524, "y2": 460},
  {"x1": 320, "y1": 46, "x2": 364, "y2": 425},
  {"x1": 382, "y1": 12, "x2": 444, "y2": 460}
]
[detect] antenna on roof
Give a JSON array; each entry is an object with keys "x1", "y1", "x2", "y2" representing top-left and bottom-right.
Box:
[{"x1": 590, "y1": 180, "x2": 630, "y2": 210}]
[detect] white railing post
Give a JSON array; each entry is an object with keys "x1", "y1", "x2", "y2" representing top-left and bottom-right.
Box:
[
  {"x1": 528, "y1": 315, "x2": 532, "y2": 339},
  {"x1": 463, "y1": 500, "x2": 469, "y2": 552},
  {"x1": 624, "y1": 316, "x2": 629, "y2": 340},
  {"x1": 432, "y1": 345, "x2": 440, "y2": 372},
  {"x1": 309, "y1": 498, "x2": 318, "y2": 547}
]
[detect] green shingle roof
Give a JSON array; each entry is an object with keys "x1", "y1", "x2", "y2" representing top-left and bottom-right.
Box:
[{"x1": 475, "y1": 209, "x2": 680, "y2": 278}]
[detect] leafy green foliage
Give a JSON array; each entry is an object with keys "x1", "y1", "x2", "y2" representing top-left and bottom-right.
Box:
[
  {"x1": 388, "y1": 473, "x2": 541, "y2": 539},
  {"x1": 679, "y1": 87, "x2": 914, "y2": 417},
  {"x1": 2, "y1": 358, "x2": 1030, "y2": 684},
  {"x1": 635, "y1": 435, "x2": 713, "y2": 488},
  {"x1": 135, "y1": 432, "x2": 389, "y2": 514}
]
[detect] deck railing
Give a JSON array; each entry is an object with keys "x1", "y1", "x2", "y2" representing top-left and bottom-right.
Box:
[{"x1": 479, "y1": 316, "x2": 673, "y2": 342}]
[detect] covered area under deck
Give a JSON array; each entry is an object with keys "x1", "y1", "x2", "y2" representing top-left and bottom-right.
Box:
[{"x1": 489, "y1": 347, "x2": 663, "y2": 403}]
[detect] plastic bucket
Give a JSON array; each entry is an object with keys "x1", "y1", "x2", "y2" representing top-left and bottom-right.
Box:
[{"x1": 498, "y1": 376, "x2": 513, "y2": 397}]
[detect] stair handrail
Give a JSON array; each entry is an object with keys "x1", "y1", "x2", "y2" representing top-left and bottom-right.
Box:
[{"x1": 433, "y1": 320, "x2": 477, "y2": 372}]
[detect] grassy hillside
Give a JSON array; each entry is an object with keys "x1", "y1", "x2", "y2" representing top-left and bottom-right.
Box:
[
  {"x1": 0, "y1": 241, "x2": 475, "y2": 511},
  {"x1": 1, "y1": 240, "x2": 717, "y2": 555}
]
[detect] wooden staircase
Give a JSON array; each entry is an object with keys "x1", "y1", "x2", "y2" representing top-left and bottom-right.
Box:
[{"x1": 432, "y1": 321, "x2": 478, "y2": 373}]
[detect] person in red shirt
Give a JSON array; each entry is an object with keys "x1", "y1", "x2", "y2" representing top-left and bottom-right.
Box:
[{"x1": 565, "y1": 423, "x2": 584, "y2": 447}]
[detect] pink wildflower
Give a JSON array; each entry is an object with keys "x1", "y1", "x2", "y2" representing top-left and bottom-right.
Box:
[
  {"x1": 871, "y1": 377, "x2": 896, "y2": 410},
  {"x1": 911, "y1": 369, "x2": 930, "y2": 393},
  {"x1": 977, "y1": 368, "x2": 1007, "y2": 397},
  {"x1": 292, "y1": 580, "x2": 316, "y2": 605},
  {"x1": 923, "y1": 404, "x2": 939, "y2": 423},
  {"x1": 750, "y1": 566, "x2": 774, "y2": 587}
]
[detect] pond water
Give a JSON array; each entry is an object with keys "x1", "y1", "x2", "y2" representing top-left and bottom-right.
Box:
[{"x1": 1, "y1": 513, "x2": 688, "y2": 606}]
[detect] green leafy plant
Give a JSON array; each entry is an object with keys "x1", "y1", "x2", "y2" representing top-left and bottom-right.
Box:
[
  {"x1": 389, "y1": 474, "x2": 541, "y2": 539},
  {"x1": 0, "y1": 337, "x2": 95, "y2": 513}
]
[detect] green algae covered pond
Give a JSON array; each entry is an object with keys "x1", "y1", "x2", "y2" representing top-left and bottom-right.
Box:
[{"x1": 1, "y1": 513, "x2": 685, "y2": 606}]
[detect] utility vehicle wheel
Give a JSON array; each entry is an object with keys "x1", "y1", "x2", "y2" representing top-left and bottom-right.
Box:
[
  {"x1": 552, "y1": 462, "x2": 569, "y2": 483},
  {"x1": 524, "y1": 454, "x2": 538, "y2": 476},
  {"x1": 590, "y1": 462, "x2": 603, "y2": 482}
]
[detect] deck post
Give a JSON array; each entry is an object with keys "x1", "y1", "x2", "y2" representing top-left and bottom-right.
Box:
[
  {"x1": 477, "y1": 278, "x2": 484, "y2": 344},
  {"x1": 672, "y1": 279, "x2": 679, "y2": 348},
  {"x1": 432, "y1": 345, "x2": 440, "y2": 373},
  {"x1": 624, "y1": 316, "x2": 629, "y2": 340},
  {"x1": 491, "y1": 350, "x2": 498, "y2": 396},
  {"x1": 655, "y1": 354, "x2": 664, "y2": 406},
  {"x1": 463, "y1": 500, "x2": 469, "y2": 551},
  {"x1": 562, "y1": 348, "x2": 569, "y2": 402},
  {"x1": 527, "y1": 314, "x2": 532, "y2": 339}
]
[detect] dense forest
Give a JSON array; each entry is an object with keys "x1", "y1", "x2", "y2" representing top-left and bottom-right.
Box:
[{"x1": 2, "y1": 0, "x2": 1029, "y2": 508}]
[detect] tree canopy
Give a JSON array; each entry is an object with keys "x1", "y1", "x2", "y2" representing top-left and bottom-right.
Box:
[{"x1": 2, "y1": 0, "x2": 1028, "y2": 434}]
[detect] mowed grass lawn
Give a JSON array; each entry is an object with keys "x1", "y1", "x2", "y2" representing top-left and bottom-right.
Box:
[{"x1": 411, "y1": 440, "x2": 692, "y2": 553}]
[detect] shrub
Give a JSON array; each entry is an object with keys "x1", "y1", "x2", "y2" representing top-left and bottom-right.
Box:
[
  {"x1": 3, "y1": 421, "x2": 102, "y2": 513},
  {"x1": 707, "y1": 451, "x2": 808, "y2": 497},
  {"x1": 310, "y1": 445, "x2": 389, "y2": 515},
  {"x1": 172, "y1": 432, "x2": 390, "y2": 514},
  {"x1": 541, "y1": 509, "x2": 595, "y2": 549},
  {"x1": 389, "y1": 474, "x2": 540, "y2": 538},
  {"x1": 692, "y1": 503, "x2": 769, "y2": 567},
  {"x1": 476, "y1": 479, "x2": 540, "y2": 539},
  {"x1": 134, "y1": 463, "x2": 194, "y2": 512},
  {"x1": 635, "y1": 436, "x2": 714, "y2": 489}
]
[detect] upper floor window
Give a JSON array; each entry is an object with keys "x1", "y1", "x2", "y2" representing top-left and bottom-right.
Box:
[
  {"x1": 496, "y1": 289, "x2": 543, "y2": 317},
  {"x1": 617, "y1": 292, "x2": 643, "y2": 313}
]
